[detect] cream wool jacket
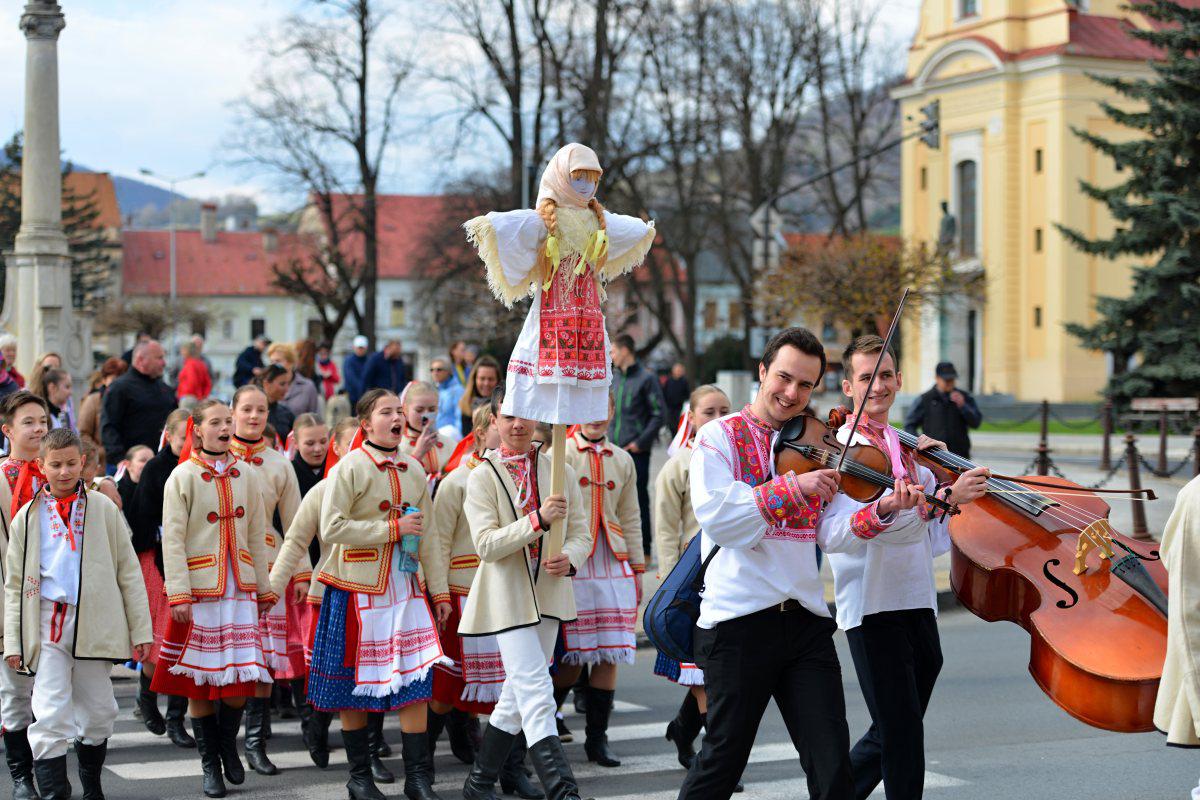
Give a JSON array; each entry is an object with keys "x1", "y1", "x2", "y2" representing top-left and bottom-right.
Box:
[
  {"x1": 563, "y1": 432, "x2": 644, "y2": 571},
  {"x1": 230, "y1": 438, "x2": 303, "y2": 578},
  {"x1": 653, "y1": 445, "x2": 700, "y2": 578},
  {"x1": 1155, "y1": 475, "x2": 1200, "y2": 745},
  {"x1": 0, "y1": 477, "x2": 12, "y2": 639},
  {"x1": 317, "y1": 445, "x2": 432, "y2": 595},
  {"x1": 422, "y1": 453, "x2": 484, "y2": 605},
  {"x1": 4, "y1": 488, "x2": 153, "y2": 672},
  {"x1": 161, "y1": 457, "x2": 276, "y2": 607},
  {"x1": 269, "y1": 481, "x2": 329, "y2": 603},
  {"x1": 458, "y1": 450, "x2": 592, "y2": 637}
]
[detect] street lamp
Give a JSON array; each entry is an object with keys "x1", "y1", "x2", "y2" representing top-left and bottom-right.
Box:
[{"x1": 137, "y1": 167, "x2": 206, "y2": 367}]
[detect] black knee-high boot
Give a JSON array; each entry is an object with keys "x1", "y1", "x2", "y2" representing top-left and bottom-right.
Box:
[
  {"x1": 33, "y1": 754, "x2": 70, "y2": 800},
  {"x1": 3, "y1": 728, "x2": 39, "y2": 800},
  {"x1": 499, "y1": 732, "x2": 543, "y2": 799},
  {"x1": 528, "y1": 736, "x2": 590, "y2": 800},
  {"x1": 344, "y1": 726, "x2": 386, "y2": 800},
  {"x1": 216, "y1": 702, "x2": 245, "y2": 785},
  {"x1": 463, "y1": 724, "x2": 514, "y2": 800},
  {"x1": 191, "y1": 715, "x2": 226, "y2": 798},
  {"x1": 75, "y1": 739, "x2": 107, "y2": 800},
  {"x1": 137, "y1": 671, "x2": 165, "y2": 735},
  {"x1": 244, "y1": 697, "x2": 279, "y2": 775},
  {"x1": 367, "y1": 712, "x2": 394, "y2": 783},
  {"x1": 583, "y1": 687, "x2": 619, "y2": 767},
  {"x1": 445, "y1": 708, "x2": 477, "y2": 764},
  {"x1": 305, "y1": 708, "x2": 333, "y2": 768},
  {"x1": 401, "y1": 731, "x2": 441, "y2": 800},
  {"x1": 551, "y1": 684, "x2": 572, "y2": 743},
  {"x1": 665, "y1": 691, "x2": 701, "y2": 769},
  {"x1": 165, "y1": 694, "x2": 196, "y2": 748}
]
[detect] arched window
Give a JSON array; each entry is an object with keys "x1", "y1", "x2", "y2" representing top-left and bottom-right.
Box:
[{"x1": 956, "y1": 160, "x2": 977, "y2": 258}]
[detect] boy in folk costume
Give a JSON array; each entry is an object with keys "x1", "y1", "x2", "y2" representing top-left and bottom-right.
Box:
[
  {"x1": 651, "y1": 386, "x2": 733, "y2": 775},
  {"x1": 128, "y1": 408, "x2": 196, "y2": 749},
  {"x1": 3, "y1": 429, "x2": 153, "y2": 800},
  {"x1": 1153, "y1": 475, "x2": 1200, "y2": 799},
  {"x1": 0, "y1": 391, "x2": 50, "y2": 800},
  {"x1": 819, "y1": 335, "x2": 988, "y2": 800},
  {"x1": 151, "y1": 399, "x2": 277, "y2": 800},
  {"x1": 269, "y1": 417, "x2": 358, "y2": 771},
  {"x1": 424, "y1": 404, "x2": 541, "y2": 798},
  {"x1": 309, "y1": 389, "x2": 449, "y2": 800},
  {"x1": 398, "y1": 381, "x2": 460, "y2": 496},
  {"x1": 460, "y1": 385, "x2": 594, "y2": 800},
  {"x1": 227, "y1": 384, "x2": 304, "y2": 776},
  {"x1": 552, "y1": 395, "x2": 643, "y2": 769}
]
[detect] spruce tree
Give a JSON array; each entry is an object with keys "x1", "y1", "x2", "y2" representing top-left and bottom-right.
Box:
[{"x1": 1057, "y1": 0, "x2": 1200, "y2": 401}]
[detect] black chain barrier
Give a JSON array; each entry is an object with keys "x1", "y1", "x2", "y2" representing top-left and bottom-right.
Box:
[
  {"x1": 986, "y1": 408, "x2": 1043, "y2": 430},
  {"x1": 1047, "y1": 408, "x2": 1104, "y2": 431},
  {"x1": 1138, "y1": 445, "x2": 1198, "y2": 479},
  {"x1": 1015, "y1": 453, "x2": 1130, "y2": 490}
]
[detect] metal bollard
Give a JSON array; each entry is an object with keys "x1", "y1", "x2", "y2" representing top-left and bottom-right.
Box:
[
  {"x1": 1036, "y1": 399, "x2": 1051, "y2": 476},
  {"x1": 1158, "y1": 404, "x2": 1169, "y2": 476},
  {"x1": 1126, "y1": 433, "x2": 1149, "y2": 540},
  {"x1": 1100, "y1": 399, "x2": 1113, "y2": 471}
]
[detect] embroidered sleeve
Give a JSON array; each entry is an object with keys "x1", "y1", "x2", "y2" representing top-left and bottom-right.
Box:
[
  {"x1": 430, "y1": 592, "x2": 452, "y2": 605},
  {"x1": 850, "y1": 502, "x2": 893, "y2": 540},
  {"x1": 529, "y1": 511, "x2": 543, "y2": 532},
  {"x1": 752, "y1": 472, "x2": 816, "y2": 529}
]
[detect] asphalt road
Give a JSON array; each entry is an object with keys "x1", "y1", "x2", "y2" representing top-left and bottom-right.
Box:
[{"x1": 73, "y1": 607, "x2": 1190, "y2": 800}]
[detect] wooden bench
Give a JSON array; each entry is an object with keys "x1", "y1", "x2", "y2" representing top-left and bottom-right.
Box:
[{"x1": 1122, "y1": 397, "x2": 1200, "y2": 433}]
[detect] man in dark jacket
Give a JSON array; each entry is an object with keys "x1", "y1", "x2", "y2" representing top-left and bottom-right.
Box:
[
  {"x1": 661, "y1": 361, "x2": 691, "y2": 437},
  {"x1": 904, "y1": 361, "x2": 983, "y2": 458},
  {"x1": 362, "y1": 339, "x2": 407, "y2": 395},
  {"x1": 609, "y1": 334, "x2": 666, "y2": 557},
  {"x1": 101, "y1": 340, "x2": 177, "y2": 467},
  {"x1": 343, "y1": 335, "x2": 372, "y2": 408},
  {"x1": 233, "y1": 335, "x2": 270, "y2": 388}
]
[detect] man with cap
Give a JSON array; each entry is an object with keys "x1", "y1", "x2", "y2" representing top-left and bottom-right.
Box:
[
  {"x1": 343, "y1": 334, "x2": 372, "y2": 408},
  {"x1": 233, "y1": 334, "x2": 271, "y2": 388},
  {"x1": 904, "y1": 361, "x2": 982, "y2": 458}
]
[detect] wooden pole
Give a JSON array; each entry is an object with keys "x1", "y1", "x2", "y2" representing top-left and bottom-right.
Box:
[
  {"x1": 1035, "y1": 400, "x2": 1051, "y2": 476},
  {"x1": 1157, "y1": 404, "x2": 1170, "y2": 476},
  {"x1": 1126, "y1": 434, "x2": 1149, "y2": 540},
  {"x1": 546, "y1": 423, "x2": 567, "y2": 558},
  {"x1": 1100, "y1": 400, "x2": 1113, "y2": 471}
]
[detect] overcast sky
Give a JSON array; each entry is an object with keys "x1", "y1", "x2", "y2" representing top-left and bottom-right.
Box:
[{"x1": 0, "y1": 0, "x2": 922, "y2": 213}]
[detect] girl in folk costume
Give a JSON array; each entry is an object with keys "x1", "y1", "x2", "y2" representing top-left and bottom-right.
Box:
[
  {"x1": 0, "y1": 391, "x2": 50, "y2": 800},
  {"x1": 552, "y1": 394, "x2": 643, "y2": 769},
  {"x1": 116, "y1": 444, "x2": 153, "y2": 511},
  {"x1": 227, "y1": 384, "x2": 304, "y2": 777},
  {"x1": 651, "y1": 386, "x2": 736, "y2": 778},
  {"x1": 459, "y1": 385, "x2": 594, "y2": 800},
  {"x1": 128, "y1": 408, "x2": 196, "y2": 749},
  {"x1": 398, "y1": 381, "x2": 459, "y2": 495},
  {"x1": 3, "y1": 429, "x2": 153, "y2": 800},
  {"x1": 463, "y1": 143, "x2": 655, "y2": 428},
  {"x1": 309, "y1": 389, "x2": 448, "y2": 800},
  {"x1": 270, "y1": 417, "x2": 358, "y2": 771},
  {"x1": 150, "y1": 399, "x2": 276, "y2": 800},
  {"x1": 425, "y1": 404, "x2": 542, "y2": 799}
]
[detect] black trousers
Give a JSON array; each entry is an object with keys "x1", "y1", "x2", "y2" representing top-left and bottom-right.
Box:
[
  {"x1": 677, "y1": 604, "x2": 855, "y2": 800},
  {"x1": 630, "y1": 449, "x2": 653, "y2": 555},
  {"x1": 845, "y1": 609, "x2": 943, "y2": 800}
]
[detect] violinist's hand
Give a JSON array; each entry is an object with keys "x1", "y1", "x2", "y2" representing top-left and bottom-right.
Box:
[
  {"x1": 877, "y1": 479, "x2": 925, "y2": 516},
  {"x1": 915, "y1": 435, "x2": 946, "y2": 452},
  {"x1": 794, "y1": 469, "x2": 840, "y2": 503},
  {"x1": 950, "y1": 467, "x2": 990, "y2": 505}
]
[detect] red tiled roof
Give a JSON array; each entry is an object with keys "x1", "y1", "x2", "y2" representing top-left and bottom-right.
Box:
[
  {"x1": 122, "y1": 229, "x2": 314, "y2": 297},
  {"x1": 326, "y1": 194, "x2": 478, "y2": 279},
  {"x1": 1, "y1": 172, "x2": 121, "y2": 230}
]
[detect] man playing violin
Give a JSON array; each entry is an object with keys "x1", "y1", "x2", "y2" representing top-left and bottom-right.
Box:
[
  {"x1": 819, "y1": 335, "x2": 989, "y2": 800},
  {"x1": 678, "y1": 327, "x2": 921, "y2": 800}
]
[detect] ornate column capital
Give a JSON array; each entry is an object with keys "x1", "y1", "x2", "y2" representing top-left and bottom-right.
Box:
[{"x1": 19, "y1": 2, "x2": 65, "y2": 41}]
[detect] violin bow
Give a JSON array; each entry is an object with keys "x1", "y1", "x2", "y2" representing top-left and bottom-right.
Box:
[{"x1": 834, "y1": 288, "x2": 910, "y2": 476}]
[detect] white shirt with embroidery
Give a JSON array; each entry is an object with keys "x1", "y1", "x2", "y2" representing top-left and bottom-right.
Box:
[{"x1": 38, "y1": 493, "x2": 84, "y2": 605}]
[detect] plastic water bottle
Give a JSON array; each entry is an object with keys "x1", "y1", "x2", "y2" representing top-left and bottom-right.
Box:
[{"x1": 397, "y1": 505, "x2": 421, "y2": 573}]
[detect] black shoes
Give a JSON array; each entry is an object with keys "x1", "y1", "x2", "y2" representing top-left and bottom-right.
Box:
[
  {"x1": 344, "y1": 726, "x2": 386, "y2": 800},
  {"x1": 305, "y1": 709, "x2": 334, "y2": 768},
  {"x1": 32, "y1": 754, "x2": 70, "y2": 800},
  {"x1": 165, "y1": 694, "x2": 196, "y2": 748},
  {"x1": 499, "y1": 733, "x2": 543, "y2": 799},
  {"x1": 244, "y1": 697, "x2": 279, "y2": 775},
  {"x1": 191, "y1": 715, "x2": 226, "y2": 799},
  {"x1": 216, "y1": 702, "x2": 246, "y2": 785},
  {"x1": 463, "y1": 723, "x2": 515, "y2": 800},
  {"x1": 528, "y1": 736, "x2": 590, "y2": 800},
  {"x1": 582, "y1": 687, "x2": 619, "y2": 767},
  {"x1": 367, "y1": 712, "x2": 394, "y2": 783},
  {"x1": 665, "y1": 692, "x2": 701, "y2": 769},
  {"x1": 136, "y1": 671, "x2": 166, "y2": 736},
  {"x1": 75, "y1": 739, "x2": 107, "y2": 800},
  {"x1": 400, "y1": 731, "x2": 441, "y2": 800},
  {"x1": 3, "y1": 728, "x2": 39, "y2": 800},
  {"x1": 446, "y1": 708, "x2": 478, "y2": 765}
]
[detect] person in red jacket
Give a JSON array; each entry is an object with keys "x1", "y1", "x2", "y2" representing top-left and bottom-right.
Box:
[
  {"x1": 314, "y1": 342, "x2": 340, "y2": 401},
  {"x1": 175, "y1": 341, "x2": 212, "y2": 406}
]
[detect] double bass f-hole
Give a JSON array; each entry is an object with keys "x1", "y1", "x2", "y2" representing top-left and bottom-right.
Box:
[{"x1": 1042, "y1": 559, "x2": 1079, "y2": 610}]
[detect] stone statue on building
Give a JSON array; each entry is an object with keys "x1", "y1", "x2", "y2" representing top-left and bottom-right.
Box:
[{"x1": 936, "y1": 200, "x2": 957, "y2": 258}]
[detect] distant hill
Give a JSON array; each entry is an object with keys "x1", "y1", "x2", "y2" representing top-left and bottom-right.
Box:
[{"x1": 108, "y1": 173, "x2": 184, "y2": 218}]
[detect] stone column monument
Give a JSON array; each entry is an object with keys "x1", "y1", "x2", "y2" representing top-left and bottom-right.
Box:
[{"x1": 2, "y1": 1, "x2": 90, "y2": 378}]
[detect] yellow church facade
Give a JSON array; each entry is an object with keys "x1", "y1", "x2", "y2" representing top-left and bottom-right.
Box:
[{"x1": 894, "y1": 0, "x2": 1163, "y2": 401}]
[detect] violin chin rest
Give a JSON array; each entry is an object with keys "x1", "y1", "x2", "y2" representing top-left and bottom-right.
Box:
[{"x1": 775, "y1": 417, "x2": 807, "y2": 453}]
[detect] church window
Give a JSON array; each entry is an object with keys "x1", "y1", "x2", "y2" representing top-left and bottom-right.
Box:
[{"x1": 956, "y1": 160, "x2": 978, "y2": 258}]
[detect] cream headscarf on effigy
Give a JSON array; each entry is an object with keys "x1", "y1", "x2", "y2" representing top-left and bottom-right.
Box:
[{"x1": 536, "y1": 143, "x2": 603, "y2": 209}]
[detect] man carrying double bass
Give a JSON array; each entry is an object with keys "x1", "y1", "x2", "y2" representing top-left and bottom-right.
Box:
[
  {"x1": 678, "y1": 327, "x2": 923, "y2": 800},
  {"x1": 819, "y1": 335, "x2": 989, "y2": 799}
]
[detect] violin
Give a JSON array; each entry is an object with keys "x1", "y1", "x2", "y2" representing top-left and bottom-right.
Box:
[
  {"x1": 898, "y1": 427, "x2": 1168, "y2": 733},
  {"x1": 773, "y1": 411, "x2": 959, "y2": 517}
]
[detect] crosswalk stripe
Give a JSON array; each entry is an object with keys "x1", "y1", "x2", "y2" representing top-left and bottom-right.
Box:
[{"x1": 601, "y1": 771, "x2": 969, "y2": 800}]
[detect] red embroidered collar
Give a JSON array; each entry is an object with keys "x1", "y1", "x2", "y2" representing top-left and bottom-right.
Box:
[{"x1": 740, "y1": 405, "x2": 774, "y2": 433}]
